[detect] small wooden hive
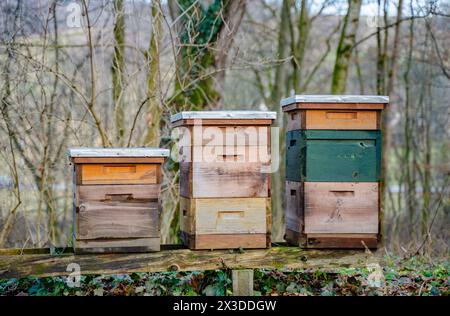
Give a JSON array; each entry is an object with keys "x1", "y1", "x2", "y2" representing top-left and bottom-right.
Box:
[
  {"x1": 68, "y1": 147, "x2": 169, "y2": 253},
  {"x1": 281, "y1": 95, "x2": 388, "y2": 249},
  {"x1": 171, "y1": 111, "x2": 277, "y2": 250}
]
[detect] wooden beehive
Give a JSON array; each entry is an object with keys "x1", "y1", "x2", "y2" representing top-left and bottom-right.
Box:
[
  {"x1": 281, "y1": 95, "x2": 388, "y2": 249},
  {"x1": 68, "y1": 148, "x2": 169, "y2": 253},
  {"x1": 171, "y1": 111, "x2": 276, "y2": 250},
  {"x1": 286, "y1": 130, "x2": 381, "y2": 182}
]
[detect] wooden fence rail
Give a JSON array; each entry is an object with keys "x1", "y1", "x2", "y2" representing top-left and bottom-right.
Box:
[{"x1": 0, "y1": 245, "x2": 382, "y2": 295}]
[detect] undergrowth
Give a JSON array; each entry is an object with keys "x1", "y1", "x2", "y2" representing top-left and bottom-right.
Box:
[{"x1": 0, "y1": 256, "x2": 448, "y2": 296}]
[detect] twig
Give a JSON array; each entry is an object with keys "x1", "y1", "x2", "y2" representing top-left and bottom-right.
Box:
[{"x1": 126, "y1": 97, "x2": 151, "y2": 147}]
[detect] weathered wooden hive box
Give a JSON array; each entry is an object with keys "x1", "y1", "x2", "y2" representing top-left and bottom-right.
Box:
[
  {"x1": 68, "y1": 147, "x2": 169, "y2": 253},
  {"x1": 171, "y1": 111, "x2": 277, "y2": 250},
  {"x1": 281, "y1": 95, "x2": 388, "y2": 248}
]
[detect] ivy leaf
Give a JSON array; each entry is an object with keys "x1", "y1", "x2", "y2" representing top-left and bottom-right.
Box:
[
  {"x1": 203, "y1": 285, "x2": 216, "y2": 296},
  {"x1": 93, "y1": 288, "x2": 104, "y2": 296},
  {"x1": 285, "y1": 282, "x2": 298, "y2": 293},
  {"x1": 135, "y1": 286, "x2": 145, "y2": 294},
  {"x1": 422, "y1": 270, "x2": 433, "y2": 278}
]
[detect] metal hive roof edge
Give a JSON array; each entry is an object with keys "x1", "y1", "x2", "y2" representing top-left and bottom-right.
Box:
[
  {"x1": 280, "y1": 95, "x2": 389, "y2": 106},
  {"x1": 67, "y1": 147, "x2": 170, "y2": 158},
  {"x1": 170, "y1": 111, "x2": 277, "y2": 123}
]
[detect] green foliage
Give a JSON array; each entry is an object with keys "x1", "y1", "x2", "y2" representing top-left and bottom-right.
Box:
[
  {"x1": 253, "y1": 258, "x2": 449, "y2": 296},
  {"x1": 172, "y1": 0, "x2": 230, "y2": 109},
  {"x1": 0, "y1": 270, "x2": 231, "y2": 296},
  {"x1": 0, "y1": 258, "x2": 448, "y2": 296}
]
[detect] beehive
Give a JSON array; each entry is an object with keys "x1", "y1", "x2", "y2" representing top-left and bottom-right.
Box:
[
  {"x1": 171, "y1": 111, "x2": 276, "y2": 250},
  {"x1": 68, "y1": 147, "x2": 169, "y2": 253},
  {"x1": 281, "y1": 95, "x2": 388, "y2": 248}
]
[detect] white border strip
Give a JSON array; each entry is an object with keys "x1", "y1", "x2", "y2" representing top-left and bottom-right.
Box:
[
  {"x1": 68, "y1": 147, "x2": 170, "y2": 158},
  {"x1": 280, "y1": 95, "x2": 389, "y2": 106},
  {"x1": 171, "y1": 111, "x2": 277, "y2": 123}
]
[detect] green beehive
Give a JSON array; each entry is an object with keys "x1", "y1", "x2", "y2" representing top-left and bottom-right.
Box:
[
  {"x1": 282, "y1": 95, "x2": 388, "y2": 249},
  {"x1": 286, "y1": 130, "x2": 381, "y2": 182}
]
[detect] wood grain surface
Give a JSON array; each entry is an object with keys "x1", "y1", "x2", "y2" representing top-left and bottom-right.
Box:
[
  {"x1": 304, "y1": 182, "x2": 379, "y2": 234},
  {"x1": 285, "y1": 181, "x2": 304, "y2": 233},
  {"x1": 77, "y1": 201, "x2": 159, "y2": 239},
  {"x1": 180, "y1": 197, "x2": 269, "y2": 235},
  {"x1": 0, "y1": 246, "x2": 383, "y2": 278},
  {"x1": 79, "y1": 164, "x2": 159, "y2": 185},
  {"x1": 77, "y1": 184, "x2": 160, "y2": 203}
]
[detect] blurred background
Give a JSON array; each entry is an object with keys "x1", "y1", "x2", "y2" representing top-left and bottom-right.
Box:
[{"x1": 0, "y1": 0, "x2": 448, "y2": 257}]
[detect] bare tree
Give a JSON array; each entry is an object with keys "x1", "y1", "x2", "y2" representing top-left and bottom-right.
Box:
[
  {"x1": 112, "y1": 0, "x2": 126, "y2": 146},
  {"x1": 331, "y1": 0, "x2": 362, "y2": 94}
]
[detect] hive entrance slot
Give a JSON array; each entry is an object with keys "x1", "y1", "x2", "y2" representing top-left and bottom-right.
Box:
[
  {"x1": 218, "y1": 211, "x2": 245, "y2": 219},
  {"x1": 102, "y1": 165, "x2": 136, "y2": 174},
  {"x1": 330, "y1": 190, "x2": 355, "y2": 197},
  {"x1": 105, "y1": 193, "x2": 133, "y2": 201},
  {"x1": 325, "y1": 111, "x2": 357, "y2": 119},
  {"x1": 221, "y1": 154, "x2": 242, "y2": 161}
]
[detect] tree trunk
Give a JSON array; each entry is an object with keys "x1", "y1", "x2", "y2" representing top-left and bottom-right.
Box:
[
  {"x1": 375, "y1": 0, "x2": 386, "y2": 95},
  {"x1": 170, "y1": 0, "x2": 246, "y2": 110},
  {"x1": 143, "y1": 0, "x2": 163, "y2": 147},
  {"x1": 381, "y1": 0, "x2": 403, "y2": 236},
  {"x1": 112, "y1": 0, "x2": 126, "y2": 146},
  {"x1": 213, "y1": 0, "x2": 246, "y2": 100},
  {"x1": 164, "y1": 0, "x2": 247, "y2": 242},
  {"x1": 292, "y1": 0, "x2": 309, "y2": 90},
  {"x1": 270, "y1": 0, "x2": 291, "y2": 104},
  {"x1": 269, "y1": 0, "x2": 292, "y2": 241},
  {"x1": 331, "y1": 0, "x2": 362, "y2": 94}
]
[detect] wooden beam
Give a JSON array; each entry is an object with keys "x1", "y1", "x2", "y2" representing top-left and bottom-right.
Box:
[
  {"x1": 232, "y1": 269, "x2": 254, "y2": 296},
  {"x1": 0, "y1": 246, "x2": 382, "y2": 279}
]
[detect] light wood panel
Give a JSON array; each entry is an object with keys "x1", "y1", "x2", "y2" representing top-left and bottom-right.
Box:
[
  {"x1": 77, "y1": 184, "x2": 160, "y2": 204},
  {"x1": 304, "y1": 182, "x2": 379, "y2": 234},
  {"x1": 190, "y1": 234, "x2": 267, "y2": 250},
  {"x1": 179, "y1": 126, "x2": 269, "y2": 147},
  {"x1": 77, "y1": 201, "x2": 159, "y2": 239},
  {"x1": 79, "y1": 163, "x2": 159, "y2": 185},
  {"x1": 305, "y1": 110, "x2": 379, "y2": 130},
  {"x1": 191, "y1": 162, "x2": 269, "y2": 198},
  {"x1": 180, "y1": 197, "x2": 271, "y2": 249},
  {"x1": 179, "y1": 145, "x2": 270, "y2": 198},
  {"x1": 183, "y1": 198, "x2": 269, "y2": 235},
  {"x1": 184, "y1": 145, "x2": 271, "y2": 163}
]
